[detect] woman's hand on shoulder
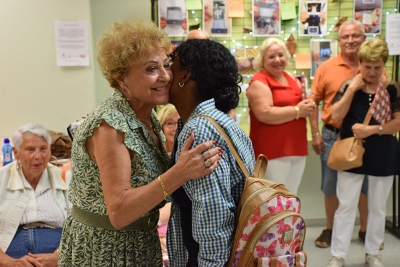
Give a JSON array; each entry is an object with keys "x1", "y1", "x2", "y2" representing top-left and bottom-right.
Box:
[
  {"x1": 348, "y1": 74, "x2": 364, "y2": 92},
  {"x1": 173, "y1": 131, "x2": 221, "y2": 182}
]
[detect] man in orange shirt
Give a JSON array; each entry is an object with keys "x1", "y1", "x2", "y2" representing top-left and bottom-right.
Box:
[{"x1": 309, "y1": 20, "x2": 370, "y2": 250}]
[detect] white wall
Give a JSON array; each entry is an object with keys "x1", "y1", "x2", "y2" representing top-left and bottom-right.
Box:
[
  {"x1": 0, "y1": 0, "x2": 152, "y2": 140},
  {"x1": 0, "y1": 0, "x2": 95, "y2": 140}
]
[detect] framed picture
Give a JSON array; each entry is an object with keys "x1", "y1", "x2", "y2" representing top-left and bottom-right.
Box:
[
  {"x1": 298, "y1": 0, "x2": 328, "y2": 36},
  {"x1": 310, "y1": 39, "x2": 337, "y2": 79},
  {"x1": 353, "y1": 0, "x2": 382, "y2": 34},
  {"x1": 252, "y1": 0, "x2": 280, "y2": 36},
  {"x1": 203, "y1": 0, "x2": 232, "y2": 36},
  {"x1": 159, "y1": 0, "x2": 188, "y2": 36}
]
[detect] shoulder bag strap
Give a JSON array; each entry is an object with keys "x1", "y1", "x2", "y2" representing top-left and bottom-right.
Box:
[{"x1": 199, "y1": 115, "x2": 250, "y2": 177}]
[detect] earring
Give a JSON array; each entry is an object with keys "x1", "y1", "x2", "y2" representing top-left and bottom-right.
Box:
[
  {"x1": 122, "y1": 86, "x2": 132, "y2": 101},
  {"x1": 16, "y1": 160, "x2": 21, "y2": 170},
  {"x1": 179, "y1": 82, "x2": 185, "y2": 88}
]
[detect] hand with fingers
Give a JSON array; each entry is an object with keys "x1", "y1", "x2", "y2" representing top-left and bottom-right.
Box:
[
  {"x1": 173, "y1": 132, "x2": 221, "y2": 182},
  {"x1": 27, "y1": 253, "x2": 58, "y2": 267},
  {"x1": 2, "y1": 255, "x2": 43, "y2": 267},
  {"x1": 297, "y1": 99, "x2": 315, "y2": 118}
]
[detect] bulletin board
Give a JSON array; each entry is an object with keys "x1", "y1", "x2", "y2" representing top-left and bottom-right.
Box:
[{"x1": 151, "y1": 0, "x2": 398, "y2": 135}]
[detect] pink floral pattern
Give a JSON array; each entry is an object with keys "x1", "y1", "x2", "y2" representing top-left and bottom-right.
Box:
[
  {"x1": 257, "y1": 251, "x2": 307, "y2": 267},
  {"x1": 232, "y1": 195, "x2": 304, "y2": 267}
]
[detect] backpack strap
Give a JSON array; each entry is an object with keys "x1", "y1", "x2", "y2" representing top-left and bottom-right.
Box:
[{"x1": 199, "y1": 115, "x2": 250, "y2": 177}]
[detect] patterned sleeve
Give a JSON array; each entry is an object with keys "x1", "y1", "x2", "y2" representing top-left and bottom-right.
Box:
[
  {"x1": 332, "y1": 79, "x2": 352, "y2": 104},
  {"x1": 182, "y1": 119, "x2": 238, "y2": 267}
]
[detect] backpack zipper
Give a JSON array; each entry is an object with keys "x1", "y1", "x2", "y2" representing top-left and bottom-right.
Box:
[{"x1": 240, "y1": 187, "x2": 272, "y2": 218}]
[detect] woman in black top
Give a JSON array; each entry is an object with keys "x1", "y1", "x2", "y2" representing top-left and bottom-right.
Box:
[{"x1": 327, "y1": 38, "x2": 400, "y2": 267}]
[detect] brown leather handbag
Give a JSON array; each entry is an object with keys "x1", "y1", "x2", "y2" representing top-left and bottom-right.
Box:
[{"x1": 327, "y1": 106, "x2": 372, "y2": 171}]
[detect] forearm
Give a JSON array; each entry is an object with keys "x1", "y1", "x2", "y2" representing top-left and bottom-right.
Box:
[
  {"x1": 331, "y1": 90, "x2": 356, "y2": 123},
  {"x1": 309, "y1": 106, "x2": 320, "y2": 134},
  {"x1": 108, "y1": 167, "x2": 186, "y2": 229},
  {"x1": 255, "y1": 106, "x2": 299, "y2": 125},
  {"x1": 377, "y1": 116, "x2": 400, "y2": 135},
  {"x1": 0, "y1": 249, "x2": 14, "y2": 267}
]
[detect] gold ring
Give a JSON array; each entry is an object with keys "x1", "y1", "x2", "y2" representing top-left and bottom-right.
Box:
[
  {"x1": 204, "y1": 160, "x2": 211, "y2": 168},
  {"x1": 201, "y1": 153, "x2": 207, "y2": 161}
]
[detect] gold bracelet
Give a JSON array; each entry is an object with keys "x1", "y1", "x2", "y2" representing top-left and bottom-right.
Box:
[
  {"x1": 157, "y1": 176, "x2": 168, "y2": 201},
  {"x1": 294, "y1": 106, "x2": 300, "y2": 120},
  {"x1": 54, "y1": 248, "x2": 60, "y2": 254}
]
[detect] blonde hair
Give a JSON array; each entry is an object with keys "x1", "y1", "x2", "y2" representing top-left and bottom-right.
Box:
[
  {"x1": 97, "y1": 20, "x2": 170, "y2": 90},
  {"x1": 157, "y1": 104, "x2": 178, "y2": 126},
  {"x1": 253, "y1": 37, "x2": 291, "y2": 71},
  {"x1": 358, "y1": 38, "x2": 389, "y2": 63}
]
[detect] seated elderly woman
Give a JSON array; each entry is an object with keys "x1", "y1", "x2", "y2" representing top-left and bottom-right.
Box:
[{"x1": 0, "y1": 124, "x2": 69, "y2": 267}]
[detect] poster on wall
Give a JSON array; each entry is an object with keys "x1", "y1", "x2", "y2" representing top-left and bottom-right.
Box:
[
  {"x1": 203, "y1": 0, "x2": 232, "y2": 37},
  {"x1": 386, "y1": 13, "x2": 400, "y2": 55},
  {"x1": 353, "y1": 0, "x2": 382, "y2": 34},
  {"x1": 159, "y1": 0, "x2": 188, "y2": 36},
  {"x1": 54, "y1": 20, "x2": 90, "y2": 66},
  {"x1": 310, "y1": 39, "x2": 337, "y2": 79},
  {"x1": 298, "y1": 0, "x2": 328, "y2": 36},
  {"x1": 252, "y1": 0, "x2": 280, "y2": 36}
]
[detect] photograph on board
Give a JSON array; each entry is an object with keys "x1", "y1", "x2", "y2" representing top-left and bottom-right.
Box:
[
  {"x1": 203, "y1": 0, "x2": 232, "y2": 36},
  {"x1": 353, "y1": 0, "x2": 382, "y2": 34},
  {"x1": 299, "y1": 0, "x2": 328, "y2": 36},
  {"x1": 310, "y1": 39, "x2": 337, "y2": 79},
  {"x1": 159, "y1": 0, "x2": 188, "y2": 36},
  {"x1": 252, "y1": 0, "x2": 280, "y2": 36}
]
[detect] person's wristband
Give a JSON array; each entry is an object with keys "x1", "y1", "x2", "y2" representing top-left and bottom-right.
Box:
[
  {"x1": 294, "y1": 106, "x2": 300, "y2": 120},
  {"x1": 312, "y1": 132, "x2": 320, "y2": 137},
  {"x1": 158, "y1": 175, "x2": 168, "y2": 201}
]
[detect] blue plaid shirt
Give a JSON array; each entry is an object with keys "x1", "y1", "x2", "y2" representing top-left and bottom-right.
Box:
[{"x1": 167, "y1": 99, "x2": 255, "y2": 267}]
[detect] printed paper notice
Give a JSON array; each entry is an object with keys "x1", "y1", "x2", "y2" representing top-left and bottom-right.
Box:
[
  {"x1": 55, "y1": 20, "x2": 89, "y2": 66},
  {"x1": 386, "y1": 14, "x2": 400, "y2": 55}
]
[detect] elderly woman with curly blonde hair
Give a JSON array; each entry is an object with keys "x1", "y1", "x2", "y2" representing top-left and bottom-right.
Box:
[{"x1": 58, "y1": 20, "x2": 221, "y2": 267}]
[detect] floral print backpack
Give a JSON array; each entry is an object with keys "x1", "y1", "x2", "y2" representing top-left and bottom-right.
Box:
[{"x1": 200, "y1": 115, "x2": 307, "y2": 267}]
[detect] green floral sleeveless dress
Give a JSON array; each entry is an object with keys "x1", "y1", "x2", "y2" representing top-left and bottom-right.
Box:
[{"x1": 59, "y1": 91, "x2": 170, "y2": 267}]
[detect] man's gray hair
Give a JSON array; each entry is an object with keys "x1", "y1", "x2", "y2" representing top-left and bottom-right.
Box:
[{"x1": 338, "y1": 20, "x2": 365, "y2": 37}]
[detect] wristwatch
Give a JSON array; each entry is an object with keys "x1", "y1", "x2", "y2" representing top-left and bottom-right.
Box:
[{"x1": 378, "y1": 125, "x2": 383, "y2": 136}]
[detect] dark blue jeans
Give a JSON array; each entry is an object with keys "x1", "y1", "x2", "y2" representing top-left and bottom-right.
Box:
[{"x1": 6, "y1": 228, "x2": 62, "y2": 258}]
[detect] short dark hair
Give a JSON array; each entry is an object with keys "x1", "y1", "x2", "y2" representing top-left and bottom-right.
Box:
[{"x1": 173, "y1": 39, "x2": 242, "y2": 113}]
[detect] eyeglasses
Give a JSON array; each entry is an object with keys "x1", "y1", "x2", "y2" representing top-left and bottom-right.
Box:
[
  {"x1": 164, "y1": 121, "x2": 178, "y2": 129},
  {"x1": 340, "y1": 34, "x2": 363, "y2": 41}
]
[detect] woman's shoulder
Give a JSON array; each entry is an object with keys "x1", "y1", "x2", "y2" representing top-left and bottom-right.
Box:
[
  {"x1": 250, "y1": 71, "x2": 272, "y2": 85},
  {"x1": 75, "y1": 95, "x2": 139, "y2": 141}
]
